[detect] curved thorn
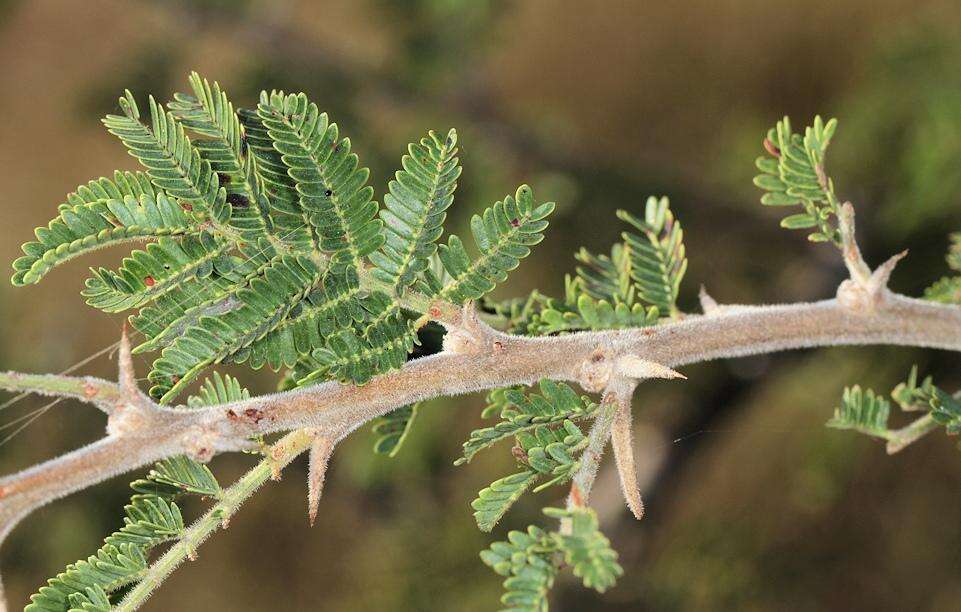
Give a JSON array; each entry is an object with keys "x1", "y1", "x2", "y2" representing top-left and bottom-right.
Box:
[
  {"x1": 611, "y1": 401, "x2": 644, "y2": 520},
  {"x1": 307, "y1": 433, "x2": 334, "y2": 527}
]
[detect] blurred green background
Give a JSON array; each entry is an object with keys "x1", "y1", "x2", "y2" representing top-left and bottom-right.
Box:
[{"x1": 2, "y1": 1, "x2": 961, "y2": 610}]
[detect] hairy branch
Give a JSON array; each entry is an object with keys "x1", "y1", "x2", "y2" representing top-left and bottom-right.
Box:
[{"x1": 3, "y1": 280, "x2": 961, "y2": 606}]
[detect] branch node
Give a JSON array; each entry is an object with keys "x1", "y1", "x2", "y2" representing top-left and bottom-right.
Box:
[
  {"x1": 441, "y1": 302, "x2": 495, "y2": 355},
  {"x1": 576, "y1": 348, "x2": 613, "y2": 392},
  {"x1": 836, "y1": 250, "x2": 907, "y2": 314}
]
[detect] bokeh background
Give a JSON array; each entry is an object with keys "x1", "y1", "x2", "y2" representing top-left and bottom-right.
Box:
[{"x1": 2, "y1": 1, "x2": 961, "y2": 610}]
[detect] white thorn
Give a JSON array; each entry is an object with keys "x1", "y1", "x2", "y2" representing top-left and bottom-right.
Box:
[
  {"x1": 307, "y1": 434, "x2": 334, "y2": 527},
  {"x1": 611, "y1": 402, "x2": 644, "y2": 520},
  {"x1": 616, "y1": 355, "x2": 686, "y2": 381},
  {"x1": 868, "y1": 249, "x2": 908, "y2": 294},
  {"x1": 698, "y1": 285, "x2": 719, "y2": 314},
  {"x1": 117, "y1": 326, "x2": 138, "y2": 398}
]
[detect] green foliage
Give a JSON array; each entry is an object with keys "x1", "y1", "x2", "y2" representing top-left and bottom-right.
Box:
[
  {"x1": 186, "y1": 371, "x2": 251, "y2": 407},
  {"x1": 371, "y1": 403, "x2": 420, "y2": 456},
  {"x1": 148, "y1": 254, "x2": 323, "y2": 401},
  {"x1": 255, "y1": 90, "x2": 382, "y2": 271},
  {"x1": 481, "y1": 507, "x2": 622, "y2": 611},
  {"x1": 616, "y1": 196, "x2": 687, "y2": 316},
  {"x1": 528, "y1": 281, "x2": 659, "y2": 335},
  {"x1": 15, "y1": 73, "x2": 554, "y2": 404},
  {"x1": 462, "y1": 383, "x2": 595, "y2": 534},
  {"x1": 371, "y1": 128, "x2": 460, "y2": 295},
  {"x1": 103, "y1": 90, "x2": 229, "y2": 226},
  {"x1": 831, "y1": 368, "x2": 961, "y2": 446},
  {"x1": 543, "y1": 507, "x2": 624, "y2": 593},
  {"x1": 892, "y1": 367, "x2": 961, "y2": 434},
  {"x1": 471, "y1": 420, "x2": 587, "y2": 531},
  {"x1": 10, "y1": 174, "x2": 196, "y2": 286},
  {"x1": 168, "y1": 72, "x2": 272, "y2": 238},
  {"x1": 925, "y1": 233, "x2": 961, "y2": 304},
  {"x1": 130, "y1": 455, "x2": 222, "y2": 499},
  {"x1": 434, "y1": 185, "x2": 555, "y2": 304},
  {"x1": 480, "y1": 523, "x2": 557, "y2": 612},
  {"x1": 490, "y1": 195, "x2": 684, "y2": 336},
  {"x1": 827, "y1": 385, "x2": 892, "y2": 438},
  {"x1": 456, "y1": 380, "x2": 596, "y2": 465},
  {"x1": 754, "y1": 116, "x2": 841, "y2": 244}
]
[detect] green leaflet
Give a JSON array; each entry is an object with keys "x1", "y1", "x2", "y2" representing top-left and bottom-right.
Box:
[
  {"x1": 132, "y1": 238, "x2": 281, "y2": 354},
  {"x1": 186, "y1": 371, "x2": 251, "y2": 407},
  {"x1": 149, "y1": 254, "x2": 323, "y2": 402},
  {"x1": 371, "y1": 403, "x2": 420, "y2": 456},
  {"x1": 481, "y1": 507, "x2": 623, "y2": 611},
  {"x1": 471, "y1": 421, "x2": 587, "y2": 531},
  {"x1": 130, "y1": 455, "x2": 222, "y2": 498},
  {"x1": 456, "y1": 380, "x2": 596, "y2": 465},
  {"x1": 617, "y1": 196, "x2": 687, "y2": 316},
  {"x1": 827, "y1": 385, "x2": 892, "y2": 439},
  {"x1": 472, "y1": 471, "x2": 539, "y2": 533},
  {"x1": 82, "y1": 231, "x2": 231, "y2": 313},
  {"x1": 480, "y1": 524, "x2": 556, "y2": 612},
  {"x1": 574, "y1": 242, "x2": 634, "y2": 304},
  {"x1": 303, "y1": 291, "x2": 417, "y2": 385},
  {"x1": 257, "y1": 90, "x2": 383, "y2": 271},
  {"x1": 168, "y1": 72, "x2": 273, "y2": 237},
  {"x1": 371, "y1": 128, "x2": 461, "y2": 295},
  {"x1": 128, "y1": 275, "x2": 239, "y2": 346},
  {"x1": 102, "y1": 90, "x2": 230, "y2": 227},
  {"x1": 11, "y1": 174, "x2": 199, "y2": 286},
  {"x1": 753, "y1": 115, "x2": 841, "y2": 244},
  {"x1": 530, "y1": 291, "x2": 659, "y2": 335},
  {"x1": 103, "y1": 496, "x2": 184, "y2": 549},
  {"x1": 436, "y1": 185, "x2": 555, "y2": 304},
  {"x1": 924, "y1": 233, "x2": 961, "y2": 304},
  {"x1": 238, "y1": 107, "x2": 314, "y2": 250},
  {"x1": 543, "y1": 507, "x2": 623, "y2": 593},
  {"x1": 26, "y1": 543, "x2": 148, "y2": 612},
  {"x1": 237, "y1": 269, "x2": 366, "y2": 371}
]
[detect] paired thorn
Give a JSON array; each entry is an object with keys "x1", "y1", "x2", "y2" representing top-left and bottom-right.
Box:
[
  {"x1": 611, "y1": 401, "x2": 644, "y2": 520},
  {"x1": 838, "y1": 202, "x2": 908, "y2": 308},
  {"x1": 615, "y1": 355, "x2": 686, "y2": 381},
  {"x1": 698, "y1": 285, "x2": 719, "y2": 315},
  {"x1": 307, "y1": 433, "x2": 334, "y2": 527},
  {"x1": 117, "y1": 326, "x2": 139, "y2": 400},
  {"x1": 868, "y1": 250, "x2": 908, "y2": 295}
]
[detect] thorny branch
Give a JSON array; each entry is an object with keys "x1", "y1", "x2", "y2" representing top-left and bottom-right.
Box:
[{"x1": 1, "y1": 218, "x2": 961, "y2": 608}]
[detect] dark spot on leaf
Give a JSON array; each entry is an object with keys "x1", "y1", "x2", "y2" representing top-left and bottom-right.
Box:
[
  {"x1": 226, "y1": 193, "x2": 249, "y2": 208},
  {"x1": 217, "y1": 173, "x2": 231, "y2": 186},
  {"x1": 324, "y1": 189, "x2": 333, "y2": 197},
  {"x1": 510, "y1": 218, "x2": 520, "y2": 227},
  {"x1": 144, "y1": 276, "x2": 155, "y2": 287},
  {"x1": 181, "y1": 203, "x2": 193, "y2": 212}
]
